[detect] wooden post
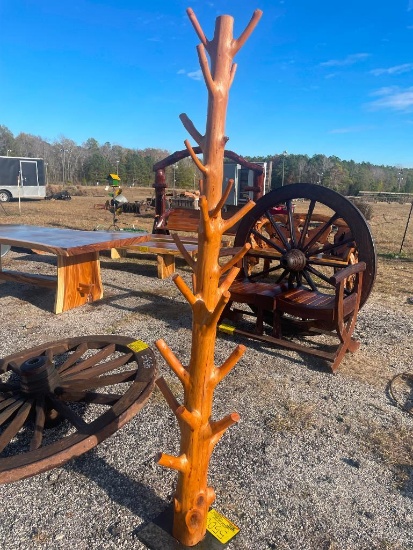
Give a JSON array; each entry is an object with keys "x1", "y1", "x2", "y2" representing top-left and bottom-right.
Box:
[
  {"x1": 155, "y1": 8, "x2": 262, "y2": 547},
  {"x1": 152, "y1": 168, "x2": 167, "y2": 233}
]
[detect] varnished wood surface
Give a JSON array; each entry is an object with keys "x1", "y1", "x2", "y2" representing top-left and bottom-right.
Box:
[
  {"x1": 0, "y1": 225, "x2": 141, "y2": 313},
  {"x1": 154, "y1": 9, "x2": 263, "y2": 546},
  {"x1": 157, "y1": 208, "x2": 239, "y2": 236},
  {"x1": 0, "y1": 225, "x2": 150, "y2": 257}
]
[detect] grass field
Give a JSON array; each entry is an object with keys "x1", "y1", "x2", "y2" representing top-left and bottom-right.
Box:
[{"x1": 1, "y1": 186, "x2": 412, "y2": 299}]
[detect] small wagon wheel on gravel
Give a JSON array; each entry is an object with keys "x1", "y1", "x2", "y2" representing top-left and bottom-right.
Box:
[
  {"x1": 0, "y1": 335, "x2": 156, "y2": 484},
  {"x1": 234, "y1": 183, "x2": 377, "y2": 309}
]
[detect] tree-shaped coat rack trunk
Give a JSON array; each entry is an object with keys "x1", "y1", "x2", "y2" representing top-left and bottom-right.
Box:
[{"x1": 155, "y1": 8, "x2": 262, "y2": 547}]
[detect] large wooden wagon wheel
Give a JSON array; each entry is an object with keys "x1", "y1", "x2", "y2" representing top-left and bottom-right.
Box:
[
  {"x1": 234, "y1": 183, "x2": 377, "y2": 310},
  {"x1": 0, "y1": 335, "x2": 156, "y2": 484}
]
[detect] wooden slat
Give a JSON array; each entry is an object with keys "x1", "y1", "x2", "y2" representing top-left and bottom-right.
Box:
[
  {"x1": 126, "y1": 241, "x2": 198, "y2": 255},
  {"x1": 0, "y1": 270, "x2": 57, "y2": 288},
  {"x1": 218, "y1": 325, "x2": 335, "y2": 361}
]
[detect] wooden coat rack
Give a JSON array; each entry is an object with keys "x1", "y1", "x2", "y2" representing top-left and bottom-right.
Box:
[{"x1": 154, "y1": 7, "x2": 263, "y2": 547}]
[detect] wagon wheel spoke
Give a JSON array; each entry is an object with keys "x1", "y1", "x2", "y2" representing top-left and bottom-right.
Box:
[
  {"x1": 0, "y1": 397, "x2": 24, "y2": 416},
  {"x1": 45, "y1": 348, "x2": 54, "y2": 364},
  {"x1": 249, "y1": 263, "x2": 284, "y2": 280},
  {"x1": 59, "y1": 369, "x2": 139, "y2": 391},
  {"x1": 297, "y1": 199, "x2": 316, "y2": 248},
  {"x1": 288, "y1": 271, "x2": 297, "y2": 288},
  {"x1": 302, "y1": 212, "x2": 340, "y2": 253},
  {"x1": 57, "y1": 342, "x2": 89, "y2": 374},
  {"x1": 275, "y1": 268, "x2": 289, "y2": 285},
  {"x1": 305, "y1": 264, "x2": 334, "y2": 287},
  {"x1": 30, "y1": 398, "x2": 46, "y2": 451},
  {"x1": 251, "y1": 227, "x2": 285, "y2": 255},
  {"x1": 316, "y1": 237, "x2": 355, "y2": 256},
  {"x1": 263, "y1": 210, "x2": 290, "y2": 251},
  {"x1": 0, "y1": 400, "x2": 33, "y2": 453},
  {"x1": 60, "y1": 344, "x2": 117, "y2": 377},
  {"x1": 62, "y1": 353, "x2": 134, "y2": 382},
  {"x1": 46, "y1": 395, "x2": 91, "y2": 432},
  {"x1": 286, "y1": 199, "x2": 297, "y2": 248},
  {"x1": 302, "y1": 269, "x2": 318, "y2": 291}
]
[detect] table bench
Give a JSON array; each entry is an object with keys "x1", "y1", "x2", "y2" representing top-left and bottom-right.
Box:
[
  {"x1": 110, "y1": 234, "x2": 199, "y2": 279},
  {"x1": 110, "y1": 207, "x2": 237, "y2": 279},
  {"x1": 0, "y1": 225, "x2": 151, "y2": 314}
]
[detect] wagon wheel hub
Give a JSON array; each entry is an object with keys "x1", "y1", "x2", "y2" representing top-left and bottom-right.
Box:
[
  {"x1": 19, "y1": 356, "x2": 61, "y2": 395},
  {"x1": 281, "y1": 248, "x2": 307, "y2": 272}
]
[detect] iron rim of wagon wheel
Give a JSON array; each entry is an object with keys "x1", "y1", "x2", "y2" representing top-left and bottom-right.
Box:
[
  {"x1": 234, "y1": 183, "x2": 377, "y2": 310},
  {"x1": 0, "y1": 335, "x2": 156, "y2": 484}
]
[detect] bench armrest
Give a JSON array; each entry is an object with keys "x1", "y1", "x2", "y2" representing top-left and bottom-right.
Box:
[{"x1": 329, "y1": 261, "x2": 366, "y2": 285}]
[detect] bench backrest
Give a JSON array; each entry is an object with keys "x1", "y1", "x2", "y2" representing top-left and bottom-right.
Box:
[
  {"x1": 166, "y1": 208, "x2": 200, "y2": 232},
  {"x1": 155, "y1": 207, "x2": 239, "y2": 236}
]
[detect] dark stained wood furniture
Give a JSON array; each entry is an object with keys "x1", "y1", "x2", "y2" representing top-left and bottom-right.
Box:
[
  {"x1": 154, "y1": 206, "x2": 240, "y2": 236},
  {"x1": 0, "y1": 335, "x2": 157, "y2": 483},
  {"x1": 218, "y1": 182, "x2": 376, "y2": 371},
  {"x1": 0, "y1": 225, "x2": 151, "y2": 313},
  {"x1": 220, "y1": 261, "x2": 366, "y2": 371}
]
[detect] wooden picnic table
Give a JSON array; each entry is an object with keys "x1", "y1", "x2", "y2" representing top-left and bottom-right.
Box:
[{"x1": 0, "y1": 225, "x2": 150, "y2": 314}]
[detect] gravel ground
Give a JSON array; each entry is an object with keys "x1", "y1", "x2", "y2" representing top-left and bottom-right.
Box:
[{"x1": 0, "y1": 250, "x2": 412, "y2": 550}]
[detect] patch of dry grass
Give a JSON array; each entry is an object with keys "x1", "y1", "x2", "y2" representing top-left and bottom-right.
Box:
[
  {"x1": 369, "y1": 202, "x2": 413, "y2": 258},
  {"x1": 362, "y1": 417, "x2": 413, "y2": 488},
  {"x1": 373, "y1": 258, "x2": 413, "y2": 300},
  {"x1": 266, "y1": 399, "x2": 319, "y2": 433},
  {"x1": 338, "y1": 351, "x2": 390, "y2": 388}
]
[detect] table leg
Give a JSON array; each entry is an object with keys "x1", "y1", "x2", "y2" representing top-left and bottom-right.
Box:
[{"x1": 55, "y1": 252, "x2": 103, "y2": 314}]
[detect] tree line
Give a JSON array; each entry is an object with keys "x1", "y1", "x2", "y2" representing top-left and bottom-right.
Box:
[
  {"x1": 255, "y1": 153, "x2": 413, "y2": 196},
  {"x1": 1, "y1": 124, "x2": 412, "y2": 195}
]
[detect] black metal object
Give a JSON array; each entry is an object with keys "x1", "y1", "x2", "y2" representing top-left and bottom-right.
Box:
[
  {"x1": 45, "y1": 190, "x2": 71, "y2": 200},
  {"x1": 136, "y1": 505, "x2": 235, "y2": 550},
  {"x1": 399, "y1": 200, "x2": 413, "y2": 255}
]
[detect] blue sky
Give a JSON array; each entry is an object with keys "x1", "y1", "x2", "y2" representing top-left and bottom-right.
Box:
[{"x1": 1, "y1": 0, "x2": 412, "y2": 167}]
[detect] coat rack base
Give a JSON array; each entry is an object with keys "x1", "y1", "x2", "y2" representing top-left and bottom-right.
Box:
[{"x1": 136, "y1": 505, "x2": 238, "y2": 549}]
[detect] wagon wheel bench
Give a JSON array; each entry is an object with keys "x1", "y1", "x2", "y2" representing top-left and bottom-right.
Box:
[
  {"x1": 219, "y1": 183, "x2": 377, "y2": 371},
  {"x1": 0, "y1": 225, "x2": 151, "y2": 313},
  {"x1": 0, "y1": 335, "x2": 157, "y2": 484}
]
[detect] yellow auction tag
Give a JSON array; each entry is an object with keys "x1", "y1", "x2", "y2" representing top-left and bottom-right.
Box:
[
  {"x1": 206, "y1": 509, "x2": 239, "y2": 544},
  {"x1": 127, "y1": 340, "x2": 149, "y2": 353},
  {"x1": 218, "y1": 323, "x2": 235, "y2": 335}
]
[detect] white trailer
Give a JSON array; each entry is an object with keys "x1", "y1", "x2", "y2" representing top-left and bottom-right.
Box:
[{"x1": 0, "y1": 156, "x2": 46, "y2": 202}]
